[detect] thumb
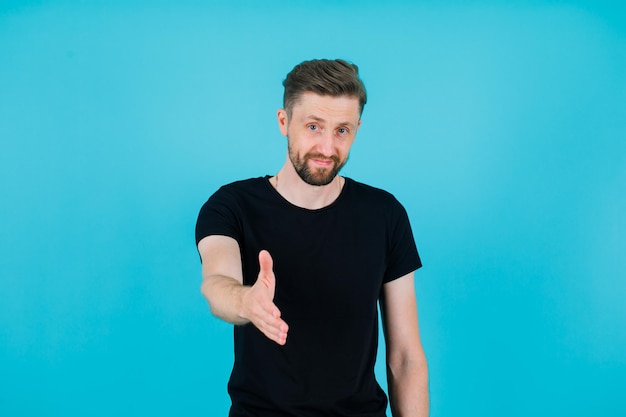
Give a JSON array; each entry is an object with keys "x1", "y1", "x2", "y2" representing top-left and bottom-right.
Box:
[{"x1": 258, "y1": 250, "x2": 274, "y2": 289}]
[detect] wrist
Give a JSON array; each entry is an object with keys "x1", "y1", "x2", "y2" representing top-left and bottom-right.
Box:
[{"x1": 237, "y1": 286, "x2": 252, "y2": 323}]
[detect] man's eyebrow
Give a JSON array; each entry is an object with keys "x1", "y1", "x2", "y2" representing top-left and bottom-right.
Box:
[
  {"x1": 305, "y1": 115, "x2": 326, "y2": 123},
  {"x1": 305, "y1": 115, "x2": 356, "y2": 128}
]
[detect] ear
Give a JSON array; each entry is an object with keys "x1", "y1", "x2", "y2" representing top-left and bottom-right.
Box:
[{"x1": 277, "y1": 109, "x2": 288, "y2": 137}]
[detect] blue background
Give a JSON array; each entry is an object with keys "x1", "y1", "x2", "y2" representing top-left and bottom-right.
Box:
[{"x1": 1, "y1": 1, "x2": 625, "y2": 416}]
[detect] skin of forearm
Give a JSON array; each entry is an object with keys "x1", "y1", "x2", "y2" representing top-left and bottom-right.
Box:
[
  {"x1": 388, "y1": 358, "x2": 429, "y2": 417},
  {"x1": 200, "y1": 274, "x2": 251, "y2": 325}
]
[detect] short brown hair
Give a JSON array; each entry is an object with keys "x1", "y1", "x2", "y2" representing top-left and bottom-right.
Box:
[{"x1": 282, "y1": 59, "x2": 367, "y2": 117}]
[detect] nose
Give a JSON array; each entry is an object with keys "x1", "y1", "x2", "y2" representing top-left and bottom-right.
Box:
[{"x1": 316, "y1": 130, "x2": 334, "y2": 157}]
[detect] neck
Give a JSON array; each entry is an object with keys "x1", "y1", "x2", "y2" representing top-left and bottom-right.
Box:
[{"x1": 272, "y1": 163, "x2": 344, "y2": 210}]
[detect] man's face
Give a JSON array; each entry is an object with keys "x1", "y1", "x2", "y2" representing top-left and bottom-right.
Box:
[{"x1": 278, "y1": 92, "x2": 362, "y2": 186}]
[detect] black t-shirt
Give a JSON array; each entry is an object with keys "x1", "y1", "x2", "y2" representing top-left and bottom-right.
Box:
[{"x1": 196, "y1": 176, "x2": 421, "y2": 417}]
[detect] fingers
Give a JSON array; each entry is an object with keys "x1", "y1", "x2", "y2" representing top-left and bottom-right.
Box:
[
  {"x1": 256, "y1": 308, "x2": 289, "y2": 345},
  {"x1": 242, "y1": 251, "x2": 289, "y2": 345},
  {"x1": 257, "y1": 250, "x2": 274, "y2": 289},
  {"x1": 245, "y1": 296, "x2": 288, "y2": 345}
]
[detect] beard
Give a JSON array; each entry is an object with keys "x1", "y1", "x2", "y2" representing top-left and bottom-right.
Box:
[{"x1": 288, "y1": 142, "x2": 348, "y2": 186}]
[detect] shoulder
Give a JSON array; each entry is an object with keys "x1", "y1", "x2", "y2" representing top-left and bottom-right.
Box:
[
  {"x1": 345, "y1": 178, "x2": 403, "y2": 208},
  {"x1": 197, "y1": 176, "x2": 271, "y2": 218},
  {"x1": 217, "y1": 176, "x2": 268, "y2": 193},
  {"x1": 195, "y1": 177, "x2": 270, "y2": 245},
  {"x1": 343, "y1": 178, "x2": 413, "y2": 230},
  {"x1": 205, "y1": 176, "x2": 269, "y2": 202}
]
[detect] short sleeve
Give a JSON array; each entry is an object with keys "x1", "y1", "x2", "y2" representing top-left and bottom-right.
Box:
[
  {"x1": 382, "y1": 199, "x2": 422, "y2": 283},
  {"x1": 195, "y1": 186, "x2": 242, "y2": 247}
]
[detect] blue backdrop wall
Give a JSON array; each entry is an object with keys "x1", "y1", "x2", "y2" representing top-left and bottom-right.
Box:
[{"x1": 1, "y1": 1, "x2": 624, "y2": 416}]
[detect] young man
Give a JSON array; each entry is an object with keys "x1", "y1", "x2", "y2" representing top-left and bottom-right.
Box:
[{"x1": 196, "y1": 59, "x2": 429, "y2": 417}]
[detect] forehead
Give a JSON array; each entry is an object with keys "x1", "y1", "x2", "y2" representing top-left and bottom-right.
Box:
[{"x1": 291, "y1": 92, "x2": 361, "y2": 122}]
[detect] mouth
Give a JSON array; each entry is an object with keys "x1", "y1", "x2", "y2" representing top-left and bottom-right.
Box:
[
  {"x1": 310, "y1": 158, "x2": 334, "y2": 167},
  {"x1": 307, "y1": 153, "x2": 338, "y2": 168}
]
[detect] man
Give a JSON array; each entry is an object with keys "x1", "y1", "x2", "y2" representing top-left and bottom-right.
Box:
[{"x1": 196, "y1": 59, "x2": 429, "y2": 417}]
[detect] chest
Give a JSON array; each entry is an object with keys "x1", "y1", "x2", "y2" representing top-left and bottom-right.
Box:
[{"x1": 240, "y1": 205, "x2": 389, "y2": 319}]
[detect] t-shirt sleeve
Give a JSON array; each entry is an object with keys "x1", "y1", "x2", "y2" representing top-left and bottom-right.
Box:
[
  {"x1": 383, "y1": 199, "x2": 422, "y2": 283},
  {"x1": 195, "y1": 186, "x2": 242, "y2": 247}
]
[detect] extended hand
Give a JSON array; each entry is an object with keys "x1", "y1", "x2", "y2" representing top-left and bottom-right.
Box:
[{"x1": 241, "y1": 250, "x2": 289, "y2": 345}]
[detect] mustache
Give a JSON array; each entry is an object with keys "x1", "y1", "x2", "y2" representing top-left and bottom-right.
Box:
[{"x1": 305, "y1": 153, "x2": 341, "y2": 164}]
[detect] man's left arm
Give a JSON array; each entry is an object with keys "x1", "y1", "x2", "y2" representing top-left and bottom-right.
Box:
[{"x1": 381, "y1": 272, "x2": 429, "y2": 417}]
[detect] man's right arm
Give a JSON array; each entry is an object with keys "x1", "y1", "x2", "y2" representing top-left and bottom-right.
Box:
[{"x1": 198, "y1": 235, "x2": 289, "y2": 345}]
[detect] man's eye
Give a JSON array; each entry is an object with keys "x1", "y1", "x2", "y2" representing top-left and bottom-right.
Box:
[
  {"x1": 308, "y1": 125, "x2": 318, "y2": 131},
  {"x1": 338, "y1": 128, "x2": 348, "y2": 135}
]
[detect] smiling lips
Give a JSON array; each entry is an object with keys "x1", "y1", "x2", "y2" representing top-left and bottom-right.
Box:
[
  {"x1": 307, "y1": 153, "x2": 339, "y2": 168},
  {"x1": 311, "y1": 158, "x2": 333, "y2": 167}
]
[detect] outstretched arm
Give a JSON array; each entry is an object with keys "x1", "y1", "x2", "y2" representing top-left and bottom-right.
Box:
[
  {"x1": 198, "y1": 235, "x2": 288, "y2": 345},
  {"x1": 381, "y1": 272, "x2": 429, "y2": 417}
]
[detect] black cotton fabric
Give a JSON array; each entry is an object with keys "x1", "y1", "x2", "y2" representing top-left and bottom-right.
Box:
[{"x1": 195, "y1": 176, "x2": 421, "y2": 417}]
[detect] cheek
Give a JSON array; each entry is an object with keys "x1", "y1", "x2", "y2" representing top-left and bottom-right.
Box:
[{"x1": 337, "y1": 139, "x2": 355, "y2": 154}]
